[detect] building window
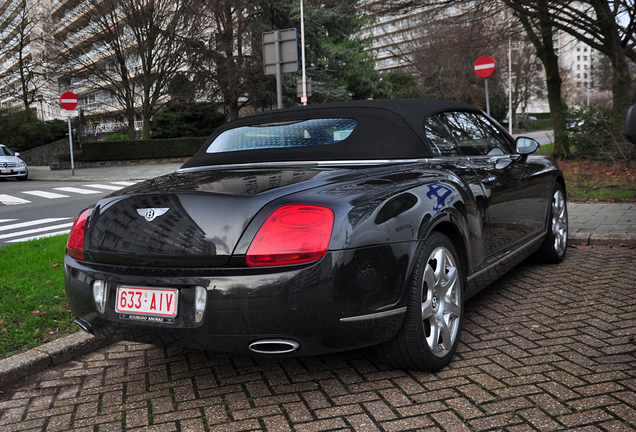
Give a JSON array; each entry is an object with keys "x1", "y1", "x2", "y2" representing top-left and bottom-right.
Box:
[
  {"x1": 584, "y1": 56, "x2": 587, "y2": 61},
  {"x1": 577, "y1": 47, "x2": 581, "y2": 52},
  {"x1": 584, "y1": 73, "x2": 588, "y2": 78},
  {"x1": 577, "y1": 73, "x2": 581, "y2": 78},
  {"x1": 577, "y1": 55, "x2": 581, "y2": 61},
  {"x1": 577, "y1": 65, "x2": 581, "y2": 70},
  {"x1": 584, "y1": 47, "x2": 588, "y2": 52}
]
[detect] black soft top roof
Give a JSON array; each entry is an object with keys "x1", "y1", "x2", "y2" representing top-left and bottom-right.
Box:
[{"x1": 182, "y1": 98, "x2": 481, "y2": 168}]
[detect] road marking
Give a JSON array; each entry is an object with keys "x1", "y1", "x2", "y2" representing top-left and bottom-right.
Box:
[
  {"x1": 22, "y1": 190, "x2": 70, "y2": 199},
  {"x1": 7, "y1": 230, "x2": 71, "y2": 243},
  {"x1": 0, "y1": 194, "x2": 31, "y2": 205},
  {"x1": 82, "y1": 184, "x2": 124, "y2": 191},
  {"x1": 53, "y1": 187, "x2": 102, "y2": 195},
  {"x1": 0, "y1": 218, "x2": 71, "y2": 232},
  {"x1": 0, "y1": 222, "x2": 74, "y2": 240},
  {"x1": 111, "y1": 181, "x2": 137, "y2": 186},
  {"x1": 0, "y1": 219, "x2": 18, "y2": 224}
]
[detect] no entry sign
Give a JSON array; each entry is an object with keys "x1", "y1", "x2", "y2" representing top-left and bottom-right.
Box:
[
  {"x1": 60, "y1": 91, "x2": 78, "y2": 110},
  {"x1": 474, "y1": 55, "x2": 496, "y2": 78}
]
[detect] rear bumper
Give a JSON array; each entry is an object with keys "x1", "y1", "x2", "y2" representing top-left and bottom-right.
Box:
[{"x1": 64, "y1": 245, "x2": 415, "y2": 356}]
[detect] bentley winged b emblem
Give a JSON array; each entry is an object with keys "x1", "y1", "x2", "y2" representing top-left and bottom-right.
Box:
[{"x1": 137, "y1": 208, "x2": 169, "y2": 222}]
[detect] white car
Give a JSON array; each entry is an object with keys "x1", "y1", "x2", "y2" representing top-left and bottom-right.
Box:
[{"x1": 0, "y1": 144, "x2": 28, "y2": 181}]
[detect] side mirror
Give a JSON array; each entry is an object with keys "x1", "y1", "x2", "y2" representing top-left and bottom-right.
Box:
[
  {"x1": 15, "y1": 152, "x2": 20, "y2": 157},
  {"x1": 515, "y1": 137, "x2": 540, "y2": 155},
  {"x1": 624, "y1": 104, "x2": 636, "y2": 144}
]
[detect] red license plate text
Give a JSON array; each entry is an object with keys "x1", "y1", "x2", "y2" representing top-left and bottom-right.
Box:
[{"x1": 115, "y1": 286, "x2": 178, "y2": 317}]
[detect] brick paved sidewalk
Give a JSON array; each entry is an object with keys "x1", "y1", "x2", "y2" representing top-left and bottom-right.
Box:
[{"x1": 1, "y1": 245, "x2": 635, "y2": 431}]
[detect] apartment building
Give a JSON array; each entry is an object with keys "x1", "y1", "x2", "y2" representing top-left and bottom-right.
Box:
[
  {"x1": 0, "y1": 0, "x2": 56, "y2": 119},
  {"x1": 51, "y1": 0, "x2": 133, "y2": 129}
]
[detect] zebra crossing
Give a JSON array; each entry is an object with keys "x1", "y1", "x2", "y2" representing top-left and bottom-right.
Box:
[
  {"x1": 0, "y1": 181, "x2": 137, "y2": 206},
  {"x1": 0, "y1": 217, "x2": 74, "y2": 244}
]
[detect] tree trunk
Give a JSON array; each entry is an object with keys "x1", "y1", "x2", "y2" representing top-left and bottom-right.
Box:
[
  {"x1": 517, "y1": 8, "x2": 569, "y2": 159},
  {"x1": 127, "y1": 108, "x2": 136, "y2": 141}
]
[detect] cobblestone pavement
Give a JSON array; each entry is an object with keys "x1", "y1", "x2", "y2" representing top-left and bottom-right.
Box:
[{"x1": 1, "y1": 246, "x2": 635, "y2": 432}]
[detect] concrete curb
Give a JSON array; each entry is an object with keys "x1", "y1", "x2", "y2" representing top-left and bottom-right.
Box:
[
  {"x1": 0, "y1": 332, "x2": 112, "y2": 389},
  {"x1": 569, "y1": 232, "x2": 636, "y2": 247}
]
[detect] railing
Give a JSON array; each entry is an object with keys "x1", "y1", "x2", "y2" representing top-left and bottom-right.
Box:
[
  {"x1": 80, "y1": 121, "x2": 129, "y2": 135},
  {"x1": 0, "y1": 45, "x2": 30, "y2": 73},
  {"x1": 0, "y1": 11, "x2": 23, "y2": 41},
  {"x1": 64, "y1": 21, "x2": 100, "y2": 49},
  {"x1": 0, "y1": 0, "x2": 20, "y2": 28},
  {"x1": 52, "y1": 0, "x2": 90, "y2": 33}
]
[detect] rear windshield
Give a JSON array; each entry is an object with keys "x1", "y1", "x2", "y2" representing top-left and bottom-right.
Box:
[{"x1": 206, "y1": 118, "x2": 357, "y2": 154}]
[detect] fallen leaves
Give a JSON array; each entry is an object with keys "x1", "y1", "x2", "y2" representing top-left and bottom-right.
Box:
[{"x1": 30, "y1": 310, "x2": 48, "y2": 317}]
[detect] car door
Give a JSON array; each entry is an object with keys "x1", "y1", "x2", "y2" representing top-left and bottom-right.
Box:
[{"x1": 433, "y1": 111, "x2": 548, "y2": 257}]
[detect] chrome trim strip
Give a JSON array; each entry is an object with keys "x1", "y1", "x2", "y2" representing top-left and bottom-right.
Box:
[
  {"x1": 340, "y1": 306, "x2": 407, "y2": 323},
  {"x1": 176, "y1": 159, "x2": 432, "y2": 173},
  {"x1": 467, "y1": 234, "x2": 544, "y2": 282}
]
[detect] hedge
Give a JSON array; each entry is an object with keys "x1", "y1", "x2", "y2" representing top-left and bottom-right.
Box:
[{"x1": 79, "y1": 137, "x2": 208, "y2": 162}]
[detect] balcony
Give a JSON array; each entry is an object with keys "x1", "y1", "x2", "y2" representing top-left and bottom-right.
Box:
[
  {"x1": 0, "y1": 44, "x2": 30, "y2": 73},
  {"x1": 0, "y1": 0, "x2": 21, "y2": 29},
  {"x1": 0, "y1": 11, "x2": 22, "y2": 42},
  {"x1": 52, "y1": 0, "x2": 92, "y2": 34}
]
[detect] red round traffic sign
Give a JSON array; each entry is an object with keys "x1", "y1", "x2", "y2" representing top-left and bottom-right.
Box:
[
  {"x1": 60, "y1": 91, "x2": 78, "y2": 110},
  {"x1": 474, "y1": 55, "x2": 496, "y2": 78}
]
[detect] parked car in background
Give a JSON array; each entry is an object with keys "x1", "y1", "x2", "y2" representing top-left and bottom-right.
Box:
[
  {"x1": 64, "y1": 99, "x2": 567, "y2": 372},
  {"x1": 0, "y1": 144, "x2": 28, "y2": 181}
]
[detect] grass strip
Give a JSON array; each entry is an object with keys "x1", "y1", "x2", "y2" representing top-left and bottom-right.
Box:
[{"x1": 0, "y1": 235, "x2": 76, "y2": 358}]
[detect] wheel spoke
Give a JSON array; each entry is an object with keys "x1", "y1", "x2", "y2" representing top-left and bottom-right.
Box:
[
  {"x1": 439, "y1": 320, "x2": 452, "y2": 351},
  {"x1": 440, "y1": 266, "x2": 458, "y2": 294},
  {"x1": 421, "y1": 298, "x2": 434, "y2": 320},
  {"x1": 428, "y1": 319, "x2": 441, "y2": 352},
  {"x1": 431, "y1": 248, "x2": 446, "y2": 283},
  {"x1": 444, "y1": 300, "x2": 461, "y2": 318},
  {"x1": 422, "y1": 264, "x2": 436, "y2": 320}
]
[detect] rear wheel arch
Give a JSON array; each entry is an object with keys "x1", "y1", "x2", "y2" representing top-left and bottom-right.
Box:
[{"x1": 426, "y1": 220, "x2": 469, "y2": 284}]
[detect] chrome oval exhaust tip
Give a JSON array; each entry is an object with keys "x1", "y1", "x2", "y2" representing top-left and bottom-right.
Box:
[
  {"x1": 74, "y1": 318, "x2": 93, "y2": 334},
  {"x1": 248, "y1": 339, "x2": 301, "y2": 354}
]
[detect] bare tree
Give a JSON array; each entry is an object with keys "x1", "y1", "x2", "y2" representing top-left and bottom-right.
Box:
[
  {"x1": 61, "y1": 0, "x2": 200, "y2": 139},
  {"x1": 0, "y1": 0, "x2": 54, "y2": 120},
  {"x1": 509, "y1": 33, "x2": 545, "y2": 128},
  {"x1": 191, "y1": 0, "x2": 270, "y2": 121},
  {"x1": 500, "y1": 0, "x2": 635, "y2": 137}
]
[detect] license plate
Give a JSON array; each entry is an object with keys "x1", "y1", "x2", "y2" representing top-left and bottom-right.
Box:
[
  {"x1": 0, "y1": 170, "x2": 11, "y2": 174},
  {"x1": 115, "y1": 286, "x2": 178, "y2": 317}
]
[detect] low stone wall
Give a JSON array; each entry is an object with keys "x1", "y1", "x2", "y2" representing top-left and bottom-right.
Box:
[
  {"x1": 50, "y1": 157, "x2": 189, "y2": 170},
  {"x1": 19, "y1": 138, "x2": 74, "y2": 166}
]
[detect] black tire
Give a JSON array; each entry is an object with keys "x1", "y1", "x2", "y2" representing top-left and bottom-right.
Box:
[
  {"x1": 375, "y1": 232, "x2": 464, "y2": 372},
  {"x1": 535, "y1": 183, "x2": 568, "y2": 263}
]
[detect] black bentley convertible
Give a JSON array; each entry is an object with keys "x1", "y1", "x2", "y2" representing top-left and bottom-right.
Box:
[{"x1": 65, "y1": 99, "x2": 568, "y2": 371}]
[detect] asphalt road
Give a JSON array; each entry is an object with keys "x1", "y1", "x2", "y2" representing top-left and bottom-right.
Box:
[
  {"x1": 0, "y1": 178, "x2": 137, "y2": 247},
  {"x1": 0, "y1": 245, "x2": 634, "y2": 430}
]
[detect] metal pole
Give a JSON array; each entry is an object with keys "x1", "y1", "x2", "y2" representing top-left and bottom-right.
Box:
[
  {"x1": 67, "y1": 116, "x2": 75, "y2": 176},
  {"x1": 485, "y1": 78, "x2": 490, "y2": 116},
  {"x1": 300, "y1": 0, "x2": 307, "y2": 105},
  {"x1": 508, "y1": 36, "x2": 513, "y2": 135},
  {"x1": 274, "y1": 30, "x2": 283, "y2": 109}
]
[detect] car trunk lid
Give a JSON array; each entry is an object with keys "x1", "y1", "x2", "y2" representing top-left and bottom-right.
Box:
[{"x1": 85, "y1": 167, "x2": 362, "y2": 267}]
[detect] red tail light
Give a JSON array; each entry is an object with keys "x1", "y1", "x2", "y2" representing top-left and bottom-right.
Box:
[
  {"x1": 67, "y1": 209, "x2": 90, "y2": 260},
  {"x1": 246, "y1": 205, "x2": 334, "y2": 267}
]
